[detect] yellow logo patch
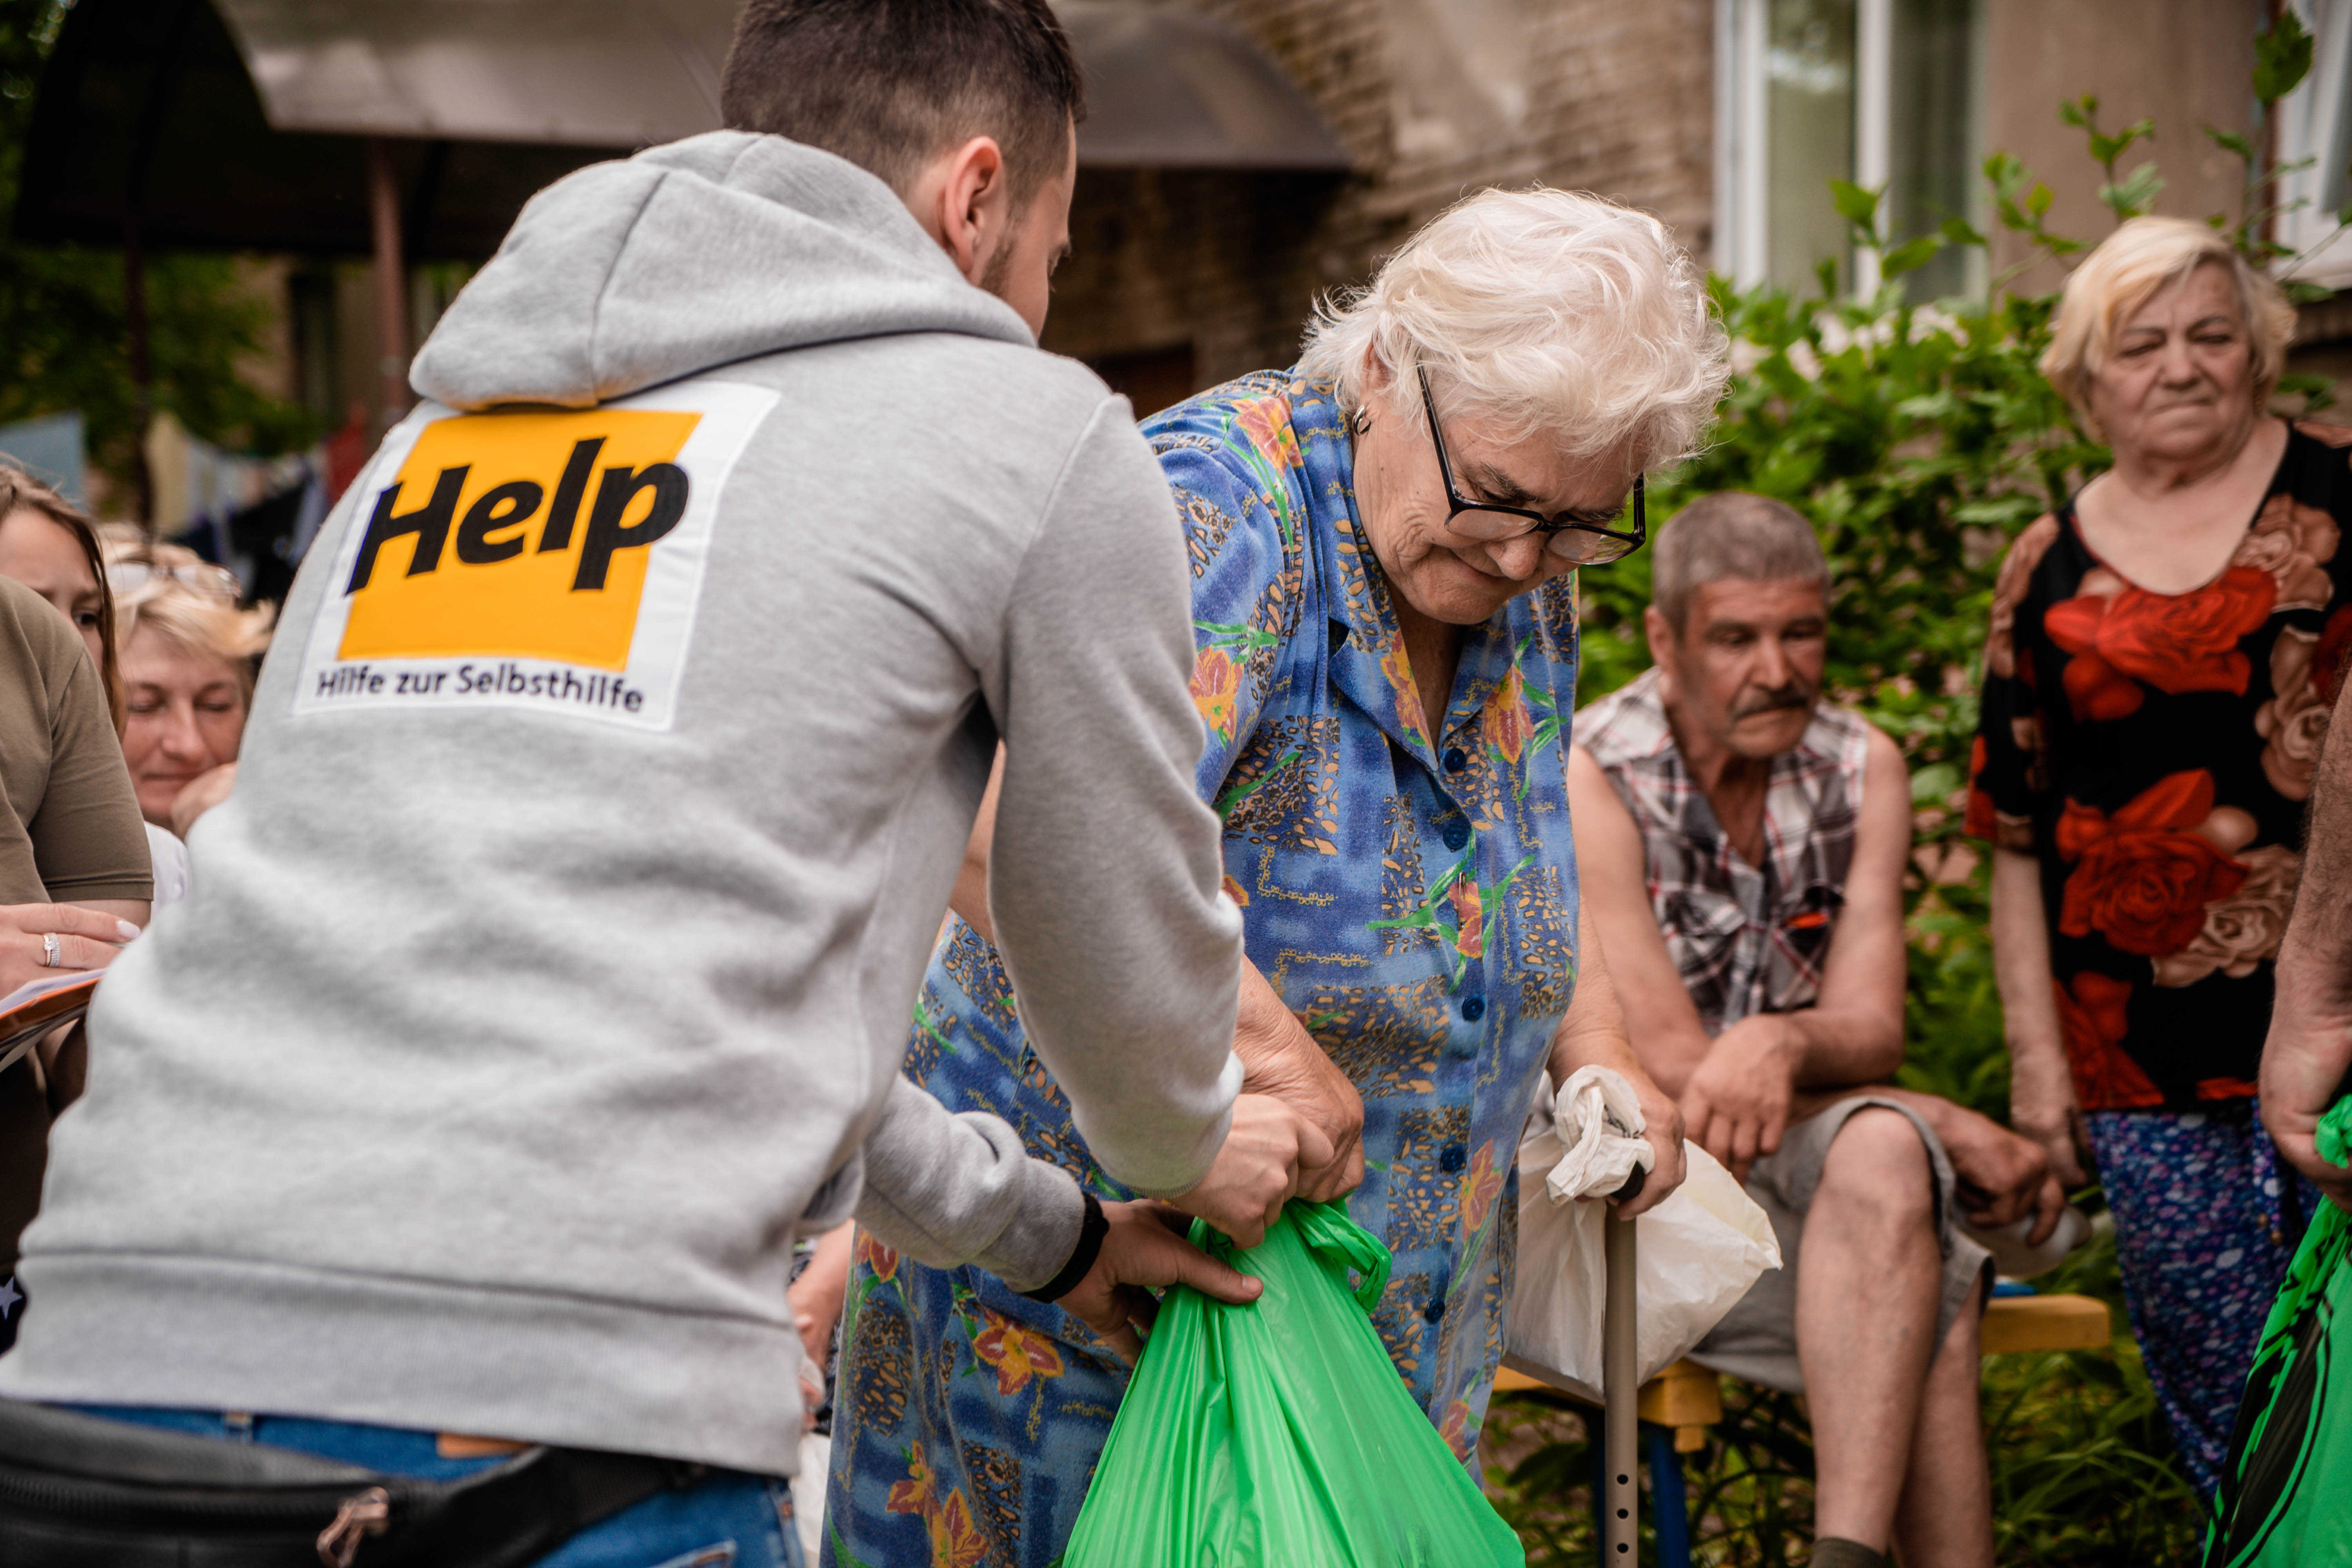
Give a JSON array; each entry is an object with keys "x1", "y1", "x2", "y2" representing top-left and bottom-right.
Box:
[
  {"x1": 339, "y1": 408, "x2": 701, "y2": 671},
  {"x1": 292, "y1": 381, "x2": 779, "y2": 731}
]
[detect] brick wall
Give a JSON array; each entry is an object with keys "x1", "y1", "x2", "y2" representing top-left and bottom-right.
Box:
[{"x1": 1040, "y1": 0, "x2": 1717, "y2": 401}]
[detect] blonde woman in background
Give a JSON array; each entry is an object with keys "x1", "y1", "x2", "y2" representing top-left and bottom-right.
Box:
[
  {"x1": 1969, "y1": 215, "x2": 2347, "y2": 1497},
  {"x1": 103, "y1": 541, "x2": 272, "y2": 841}
]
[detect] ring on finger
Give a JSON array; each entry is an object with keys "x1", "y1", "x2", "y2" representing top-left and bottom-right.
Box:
[{"x1": 40, "y1": 933, "x2": 60, "y2": 968}]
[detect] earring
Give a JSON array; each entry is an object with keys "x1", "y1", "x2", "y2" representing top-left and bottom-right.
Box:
[{"x1": 1351, "y1": 408, "x2": 1373, "y2": 436}]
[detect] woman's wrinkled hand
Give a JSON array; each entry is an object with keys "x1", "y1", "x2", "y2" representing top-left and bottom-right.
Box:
[
  {"x1": 1615, "y1": 1067, "x2": 1687, "y2": 1220},
  {"x1": 1057, "y1": 1200, "x2": 1263, "y2": 1361},
  {"x1": 1233, "y1": 961, "x2": 1366, "y2": 1203},
  {"x1": 0, "y1": 902, "x2": 142, "y2": 996},
  {"x1": 1238, "y1": 1032, "x2": 1365, "y2": 1204},
  {"x1": 1168, "y1": 1093, "x2": 1334, "y2": 1248}
]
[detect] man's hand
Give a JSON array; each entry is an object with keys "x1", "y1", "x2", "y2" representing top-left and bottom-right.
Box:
[
  {"x1": 2263, "y1": 993, "x2": 2352, "y2": 1213},
  {"x1": 0, "y1": 902, "x2": 142, "y2": 995},
  {"x1": 2008, "y1": 1049, "x2": 2090, "y2": 1190},
  {"x1": 1167, "y1": 1093, "x2": 1333, "y2": 1248},
  {"x1": 1056, "y1": 1200, "x2": 1263, "y2": 1360},
  {"x1": 1678, "y1": 1014, "x2": 1797, "y2": 1182},
  {"x1": 1925, "y1": 1096, "x2": 2066, "y2": 1245},
  {"x1": 1234, "y1": 963, "x2": 1364, "y2": 1203}
]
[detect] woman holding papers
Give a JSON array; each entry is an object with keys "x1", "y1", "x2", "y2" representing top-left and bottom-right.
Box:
[{"x1": 0, "y1": 468, "x2": 152, "y2": 1351}]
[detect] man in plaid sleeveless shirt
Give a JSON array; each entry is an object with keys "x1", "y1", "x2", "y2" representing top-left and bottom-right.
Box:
[{"x1": 1569, "y1": 493, "x2": 2061, "y2": 1568}]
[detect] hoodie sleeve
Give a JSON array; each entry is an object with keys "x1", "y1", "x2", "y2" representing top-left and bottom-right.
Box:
[
  {"x1": 982, "y1": 398, "x2": 1246, "y2": 1198},
  {"x1": 853, "y1": 1077, "x2": 1083, "y2": 1292}
]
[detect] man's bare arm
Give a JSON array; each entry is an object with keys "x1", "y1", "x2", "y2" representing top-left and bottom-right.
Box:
[
  {"x1": 1766, "y1": 725, "x2": 1910, "y2": 1084},
  {"x1": 1684, "y1": 725, "x2": 1907, "y2": 1177},
  {"x1": 1565, "y1": 737, "x2": 1906, "y2": 1089},
  {"x1": 1569, "y1": 733, "x2": 1909, "y2": 1179},
  {"x1": 2264, "y1": 682, "x2": 2352, "y2": 1209}
]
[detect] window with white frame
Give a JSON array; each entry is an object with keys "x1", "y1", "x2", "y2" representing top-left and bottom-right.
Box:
[{"x1": 1716, "y1": 0, "x2": 1983, "y2": 297}]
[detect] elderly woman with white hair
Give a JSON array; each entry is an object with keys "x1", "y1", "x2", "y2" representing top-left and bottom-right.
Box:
[
  {"x1": 1969, "y1": 215, "x2": 2343, "y2": 1499},
  {"x1": 827, "y1": 187, "x2": 1725, "y2": 1566}
]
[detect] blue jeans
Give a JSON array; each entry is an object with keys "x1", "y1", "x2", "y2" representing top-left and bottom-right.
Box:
[{"x1": 69, "y1": 1406, "x2": 804, "y2": 1568}]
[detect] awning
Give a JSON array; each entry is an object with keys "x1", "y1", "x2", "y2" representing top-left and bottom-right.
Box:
[
  {"x1": 15, "y1": 0, "x2": 1350, "y2": 258},
  {"x1": 214, "y1": 0, "x2": 741, "y2": 151}
]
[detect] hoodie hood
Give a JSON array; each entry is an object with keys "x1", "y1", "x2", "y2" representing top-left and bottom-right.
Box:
[{"x1": 411, "y1": 131, "x2": 1035, "y2": 411}]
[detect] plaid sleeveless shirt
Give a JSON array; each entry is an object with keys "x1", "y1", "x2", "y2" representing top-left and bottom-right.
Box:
[{"x1": 1578, "y1": 669, "x2": 1869, "y2": 1032}]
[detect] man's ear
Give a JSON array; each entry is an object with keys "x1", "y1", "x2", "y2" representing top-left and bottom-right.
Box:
[
  {"x1": 1642, "y1": 603, "x2": 1676, "y2": 674},
  {"x1": 905, "y1": 136, "x2": 1011, "y2": 286}
]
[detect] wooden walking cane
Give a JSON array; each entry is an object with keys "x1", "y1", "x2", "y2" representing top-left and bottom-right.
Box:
[{"x1": 1602, "y1": 1173, "x2": 1642, "y2": 1565}]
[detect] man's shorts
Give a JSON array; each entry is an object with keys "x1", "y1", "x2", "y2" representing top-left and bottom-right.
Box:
[{"x1": 1688, "y1": 1095, "x2": 1993, "y2": 1394}]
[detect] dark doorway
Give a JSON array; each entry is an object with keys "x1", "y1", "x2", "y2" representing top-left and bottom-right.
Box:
[{"x1": 1089, "y1": 343, "x2": 1198, "y2": 418}]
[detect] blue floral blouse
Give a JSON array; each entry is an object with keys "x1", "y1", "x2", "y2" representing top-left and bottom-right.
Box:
[{"x1": 824, "y1": 369, "x2": 1585, "y2": 1568}]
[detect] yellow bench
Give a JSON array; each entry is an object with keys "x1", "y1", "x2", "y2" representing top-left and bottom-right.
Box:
[
  {"x1": 1492, "y1": 1357, "x2": 1722, "y2": 1452},
  {"x1": 1979, "y1": 1290, "x2": 2111, "y2": 1354},
  {"x1": 1490, "y1": 1292, "x2": 2113, "y2": 1452}
]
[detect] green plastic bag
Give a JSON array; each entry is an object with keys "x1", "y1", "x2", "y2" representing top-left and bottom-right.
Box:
[
  {"x1": 2205, "y1": 1097, "x2": 2352, "y2": 1567},
  {"x1": 1061, "y1": 1200, "x2": 1525, "y2": 1568}
]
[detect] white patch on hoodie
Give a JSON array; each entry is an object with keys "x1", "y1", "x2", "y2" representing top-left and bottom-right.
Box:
[{"x1": 291, "y1": 379, "x2": 777, "y2": 731}]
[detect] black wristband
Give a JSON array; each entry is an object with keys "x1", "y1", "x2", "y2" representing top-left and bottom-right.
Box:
[{"x1": 1020, "y1": 1192, "x2": 1108, "y2": 1302}]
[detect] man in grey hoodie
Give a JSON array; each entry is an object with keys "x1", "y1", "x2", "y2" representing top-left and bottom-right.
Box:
[{"x1": 0, "y1": 2, "x2": 1329, "y2": 1562}]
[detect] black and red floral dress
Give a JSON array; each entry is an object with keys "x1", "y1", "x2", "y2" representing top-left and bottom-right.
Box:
[{"x1": 1967, "y1": 421, "x2": 2352, "y2": 1111}]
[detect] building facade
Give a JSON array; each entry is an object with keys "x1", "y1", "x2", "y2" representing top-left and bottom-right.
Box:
[
  {"x1": 1041, "y1": 0, "x2": 2298, "y2": 408},
  {"x1": 260, "y1": 2, "x2": 2344, "y2": 426}
]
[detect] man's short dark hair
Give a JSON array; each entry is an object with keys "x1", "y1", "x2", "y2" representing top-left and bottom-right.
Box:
[
  {"x1": 720, "y1": 0, "x2": 1085, "y2": 205},
  {"x1": 1651, "y1": 492, "x2": 1828, "y2": 632}
]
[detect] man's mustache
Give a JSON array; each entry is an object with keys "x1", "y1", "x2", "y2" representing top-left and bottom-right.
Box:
[{"x1": 1730, "y1": 683, "x2": 1814, "y2": 720}]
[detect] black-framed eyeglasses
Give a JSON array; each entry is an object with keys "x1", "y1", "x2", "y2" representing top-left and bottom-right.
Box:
[{"x1": 1417, "y1": 367, "x2": 1646, "y2": 566}]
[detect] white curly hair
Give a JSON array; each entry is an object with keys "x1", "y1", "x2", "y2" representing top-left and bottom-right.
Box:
[{"x1": 1298, "y1": 186, "x2": 1727, "y2": 470}]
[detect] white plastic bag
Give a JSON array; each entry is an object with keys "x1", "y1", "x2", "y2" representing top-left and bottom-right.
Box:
[
  {"x1": 795, "y1": 1430, "x2": 830, "y2": 1560},
  {"x1": 794, "y1": 1355, "x2": 829, "y2": 1559},
  {"x1": 1543, "y1": 1063, "x2": 1654, "y2": 1204},
  {"x1": 1504, "y1": 1069, "x2": 1781, "y2": 1395}
]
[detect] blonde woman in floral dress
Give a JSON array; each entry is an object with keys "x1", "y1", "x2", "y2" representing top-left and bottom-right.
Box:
[
  {"x1": 1969, "y1": 216, "x2": 2345, "y2": 1499},
  {"x1": 824, "y1": 188, "x2": 1726, "y2": 1568}
]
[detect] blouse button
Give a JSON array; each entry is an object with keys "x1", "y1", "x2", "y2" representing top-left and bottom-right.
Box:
[
  {"x1": 1442, "y1": 821, "x2": 1470, "y2": 851},
  {"x1": 1460, "y1": 994, "x2": 1486, "y2": 1022},
  {"x1": 1423, "y1": 1296, "x2": 1448, "y2": 1323},
  {"x1": 1439, "y1": 1143, "x2": 1468, "y2": 1173},
  {"x1": 1443, "y1": 747, "x2": 1468, "y2": 774}
]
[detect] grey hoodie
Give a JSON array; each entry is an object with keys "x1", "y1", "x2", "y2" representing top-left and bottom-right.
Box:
[{"x1": 0, "y1": 132, "x2": 1243, "y2": 1475}]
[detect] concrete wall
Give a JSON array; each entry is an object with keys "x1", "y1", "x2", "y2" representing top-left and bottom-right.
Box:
[
  {"x1": 1040, "y1": 0, "x2": 1717, "y2": 396},
  {"x1": 1980, "y1": 0, "x2": 2264, "y2": 293},
  {"x1": 1040, "y1": 0, "x2": 2290, "y2": 401}
]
